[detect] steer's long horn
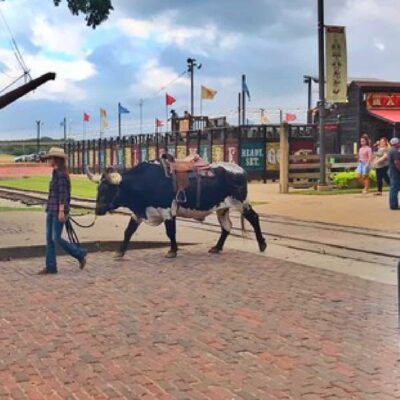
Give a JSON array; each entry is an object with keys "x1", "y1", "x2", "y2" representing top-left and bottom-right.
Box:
[{"x1": 86, "y1": 166, "x2": 101, "y2": 184}]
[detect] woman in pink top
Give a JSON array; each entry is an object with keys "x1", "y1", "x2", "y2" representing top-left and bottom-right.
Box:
[{"x1": 356, "y1": 134, "x2": 373, "y2": 194}]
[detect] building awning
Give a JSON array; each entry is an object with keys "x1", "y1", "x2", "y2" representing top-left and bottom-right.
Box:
[{"x1": 368, "y1": 109, "x2": 400, "y2": 124}]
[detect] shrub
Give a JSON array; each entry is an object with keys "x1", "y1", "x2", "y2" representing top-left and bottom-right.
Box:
[{"x1": 332, "y1": 170, "x2": 377, "y2": 189}]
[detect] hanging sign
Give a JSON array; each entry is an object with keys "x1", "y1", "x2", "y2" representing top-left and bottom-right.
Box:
[{"x1": 326, "y1": 26, "x2": 348, "y2": 103}]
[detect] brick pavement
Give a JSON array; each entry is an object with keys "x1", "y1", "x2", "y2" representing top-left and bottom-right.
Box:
[{"x1": 0, "y1": 247, "x2": 399, "y2": 400}]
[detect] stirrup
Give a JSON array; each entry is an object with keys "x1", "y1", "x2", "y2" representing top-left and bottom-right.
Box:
[{"x1": 176, "y1": 190, "x2": 187, "y2": 204}]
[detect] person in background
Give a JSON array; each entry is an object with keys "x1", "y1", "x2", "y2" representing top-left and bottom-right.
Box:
[
  {"x1": 387, "y1": 137, "x2": 400, "y2": 210},
  {"x1": 356, "y1": 134, "x2": 373, "y2": 194},
  {"x1": 38, "y1": 147, "x2": 87, "y2": 275},
  {"x1": 373, "y1": 137, "x2": 391, "y2": 196}
]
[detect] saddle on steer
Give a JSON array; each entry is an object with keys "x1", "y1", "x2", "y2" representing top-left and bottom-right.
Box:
[{"x1": 161, "y1": 154, "x2": 215, "y2": 205}]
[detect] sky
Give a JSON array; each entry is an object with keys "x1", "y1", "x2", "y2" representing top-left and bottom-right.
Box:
[{"x1": 0, "y1": 0, "x2": 399, "y2": 140}]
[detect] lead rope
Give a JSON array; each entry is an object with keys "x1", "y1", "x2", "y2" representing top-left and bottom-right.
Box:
[{"x1": 65, "y1": 215, "x2": 97, "y2": 246}]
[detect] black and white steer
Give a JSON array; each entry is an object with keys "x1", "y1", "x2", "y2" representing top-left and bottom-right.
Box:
[{"x1": 87, "y1": 162, "x2": 267, "y2": 258}]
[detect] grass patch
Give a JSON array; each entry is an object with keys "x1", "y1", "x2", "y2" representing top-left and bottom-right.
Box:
[
  {"x1": 0, "y1": 206, "x2": 42, "y2": 212},
  {"x1": 290, "y1": 187, "x2": 388, "y2": 195},
  {"x1": 0, "y1": 154, "x2": 14, "y2": 163},
  {"x1": 0, "y1": 176, "x2": 96, "y2": 199}
]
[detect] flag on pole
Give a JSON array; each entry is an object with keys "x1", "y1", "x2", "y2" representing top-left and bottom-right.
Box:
[
  {"x1": 242, "y1": 81, "x2": 251, "y2": 101},
  {"x1": 166, "y1": 93, "x2": 176, "y2": 106},
  {"x1": 201, "y1": 85, "x2": 218, "y2": 100},
  {"x1": 285, "y1": 113, "x2": 297, "y2": 122},
  {"x1": 100, "y1": 108, "x2": 108, "y2": 129},
  {"x1": 155, "y1": 118, "x2": 164, "y2": 128},
  {"x1": 118, "y1": 103, "x2": 130, "y2": 115},
  {"x1": 83, "y1": 112, "x2": 90, "y2": 122}
]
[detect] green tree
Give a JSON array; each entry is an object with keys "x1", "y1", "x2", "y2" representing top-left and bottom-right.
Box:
[
  {"x1": 53, "y1": 0, "x2": 113, "y2": 28},
  {"x1": 1, "y1": 0, "x2": 113, "y2": 28}
]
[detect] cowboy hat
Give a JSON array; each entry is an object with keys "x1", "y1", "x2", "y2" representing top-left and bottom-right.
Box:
[{"x1": 43, "y1": 147, "x2": 67, "y2": 159}]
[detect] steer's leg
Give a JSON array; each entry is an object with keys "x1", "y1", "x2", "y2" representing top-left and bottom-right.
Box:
[
  {"x1": 243, "y1": 205, "x2": 267, "y2": 252},
  {"x1": 165, "y1": 217, "x2": 178, "y2": 258},
  {"x1": 209, "y1": 209, "x2": 232, "y2": 254},
  {"x1": 114, "y1": 217, "x2": 141, "y2": 259}
]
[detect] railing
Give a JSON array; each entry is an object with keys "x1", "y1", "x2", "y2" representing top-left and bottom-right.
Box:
[{"x1": 67, "y1": 124, "x2": 317, "y2": 182}]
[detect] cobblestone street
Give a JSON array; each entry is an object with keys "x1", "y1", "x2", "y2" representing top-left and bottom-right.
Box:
[{"x1": 0, "y1": 247, "x2": 399, "y2": 400}]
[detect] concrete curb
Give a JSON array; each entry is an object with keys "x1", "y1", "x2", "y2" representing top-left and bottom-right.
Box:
[{"x1": 0, "y1": 241, "x2": 196, "y2": 262}]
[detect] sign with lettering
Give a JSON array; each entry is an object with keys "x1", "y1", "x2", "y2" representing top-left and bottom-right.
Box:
[
  {"x1": 177, "y1": 145, "x2": 187, "y2": 159},
  {"x1": 132, "y1": 147, "x2": 139, "y2": 166},
  {"x1": 105, "y1": 148, "x2": 111, "y2": 167},
  {"x1": 326, "y1": 26, "x2": 348, "y2": 103},
  {"x1": 99, "y1": 148, "x2": 105, "y2": 169},
  {"x1": 118, "y1": 147, "x2": 124, "y2": 168},
  {"x1": 199, "y1": 144, "x2": 211, "y2": 163},
  {"x1": 167, "y1": 145, "x2": 176, "y2": 156},
  {"x1": 140, "y1": 147, "x2": 147, "y2": 162},
  {"x1": 366, "y1": 93, "x2": 400, "y2": 109},
  {"x1": 240, "y1": 143, "x2": 264, "y2": 171},
  {"x1": 225, "y1": 144, "x2": 238, "y2": 164},
  {"x1": 266, "y1": 142, "x2": 280, "y2": 171},
  {"x1": 148, "y1": 146, "x2": 156, "y2": 160},
  {"x1": 212, "y1": 145, "x2": 224, "y2": 162}
]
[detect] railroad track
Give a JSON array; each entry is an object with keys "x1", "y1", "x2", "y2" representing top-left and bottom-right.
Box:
[{"x1": 1, "y1": 186, "x2": 399, "y2": 267}]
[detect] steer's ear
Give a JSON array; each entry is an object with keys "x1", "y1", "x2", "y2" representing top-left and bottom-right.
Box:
[{"x1": 106, "y1": 171, "x2": 122, "y2": 185}]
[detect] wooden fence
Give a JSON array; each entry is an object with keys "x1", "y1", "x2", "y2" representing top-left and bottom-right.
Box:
[
  {"x1": 67, "y1": 124, "x2": 317, "y2": 181},
  {"x1": 279, "y1": 123, "x2": 358, "y2": 192}
]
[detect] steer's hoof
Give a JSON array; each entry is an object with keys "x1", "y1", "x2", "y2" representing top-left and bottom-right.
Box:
[
  {"x1": 165, "y1": 251, "x2": 177, "y2": 259},
  {"x1": 113, "y1": 251, "x2": 125, "y2": 259},
  {"x1": 208, "y1": 247, "x2": 221, "y2": 254},
  {"x1": 259, "y1": 240, "x2": 267, "y2": 253}
]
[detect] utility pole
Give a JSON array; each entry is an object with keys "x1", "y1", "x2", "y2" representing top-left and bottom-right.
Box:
[
  {"x1": 241, "y1": 74, "x2": 246, "y2": 125},
  {"x1": 187, "y1": 58, "x2": 202, "y2": 117},
  {"x1": 63, "y1": 117, "x2": 67, "y2": 143},
  {"x1": 318, "y1": 0, "x2": 327, "y2": 186},
  {"x1": 139, "y1": 98, "x2": 143, "y2": 134},
  {"x1": 36, "y1": 120, "x2": 42, "y2": 154}
]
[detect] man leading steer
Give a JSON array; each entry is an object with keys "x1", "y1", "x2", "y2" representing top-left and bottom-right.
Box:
[{"x1": 87, "y1": 157, "x2": 267, "y2": 258}]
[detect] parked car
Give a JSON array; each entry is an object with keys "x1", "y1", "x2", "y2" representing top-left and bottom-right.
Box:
[{"x1": 14, "y1": 155, "x2": 26, "y2": 162}]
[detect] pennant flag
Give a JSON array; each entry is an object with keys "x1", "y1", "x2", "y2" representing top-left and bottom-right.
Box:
[
  {"x1": 242, "y1": 81, "x2": 251, "y2": 101},
  {"x1": 155, "y1": 118, "x2": 164, "y2": 128},
  {"x1": 285, "y1": 113, "x2": 297, "y2": 122},
  {"x1": 118, "y1": 103, "x2": 130, "y2": 115},
  {"x1": 100, "y1": 108, "x2": 109, "y2": 129},
  {"x1": 83, "y1": 112, "x2": 90, "y2": 122},
  {"x1": 166, "y1": 93, "x2": 176, "y2": 106},
  {"x1": 201, "y1": 85, "x2": 218, "y2": 100}
]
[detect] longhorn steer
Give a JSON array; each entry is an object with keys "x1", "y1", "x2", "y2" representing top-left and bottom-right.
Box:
[{"x1": 87, "y1": 162, "x2": 267, "y2": 258}]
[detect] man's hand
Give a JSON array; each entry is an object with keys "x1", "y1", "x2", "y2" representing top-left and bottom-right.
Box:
[{"x1": 58, "y1": 210, "x2": 66, "y2": 223}]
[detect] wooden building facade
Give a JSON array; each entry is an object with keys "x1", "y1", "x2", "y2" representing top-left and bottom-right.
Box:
[{"x1": 321, "y1": 80, "x2": 400, "y2": 153}]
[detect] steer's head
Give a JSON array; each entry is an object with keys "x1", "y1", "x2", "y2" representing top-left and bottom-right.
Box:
[{"x1": 86, "y1": 167, "x2": 122, "y2": 216}]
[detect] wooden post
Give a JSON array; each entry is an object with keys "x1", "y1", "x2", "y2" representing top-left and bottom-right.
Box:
[{"x1": 279, "y1": 123, "x2": 289, "y2": 194}]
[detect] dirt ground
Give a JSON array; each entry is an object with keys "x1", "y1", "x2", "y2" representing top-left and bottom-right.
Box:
[{"x1": 248, "y1": 183, "x2": 399, "y2": 232}]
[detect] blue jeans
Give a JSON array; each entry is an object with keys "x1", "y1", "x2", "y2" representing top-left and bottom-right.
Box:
[
  {"x1": 46, "y1": 212, "x2": 87, "y2": 272},
  {"x1": 389, "y1": 173, "x2": 400, "y2": 210}
]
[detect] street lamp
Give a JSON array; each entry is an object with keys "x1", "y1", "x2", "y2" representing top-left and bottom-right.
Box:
[
  {"x1": 36, "y1": 120, "x2": 43, "y2": 154},
  {"x1": 187, "y1": 58, "x2": 202, "y2": 117},
  {"x1": 317, "y1": 0, "x2": 327, "y2": 186},
  {"x1": 303, "y1": 75, "x2": 319, "y2": 124}
]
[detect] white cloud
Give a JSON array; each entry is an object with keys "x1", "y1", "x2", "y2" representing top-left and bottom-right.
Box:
[
  {"x1": 31, "y1": 15, "x2": 86, "y2": 57},
  {"x1": 0, "y1": 47, "x2": 96, "y2": 101},
  {"x1": 117, "y1": 14, "x2": 241, "y2": 57},
  {"x1": 131, "y1": 58, "x2": 189, "y2": 96}
]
